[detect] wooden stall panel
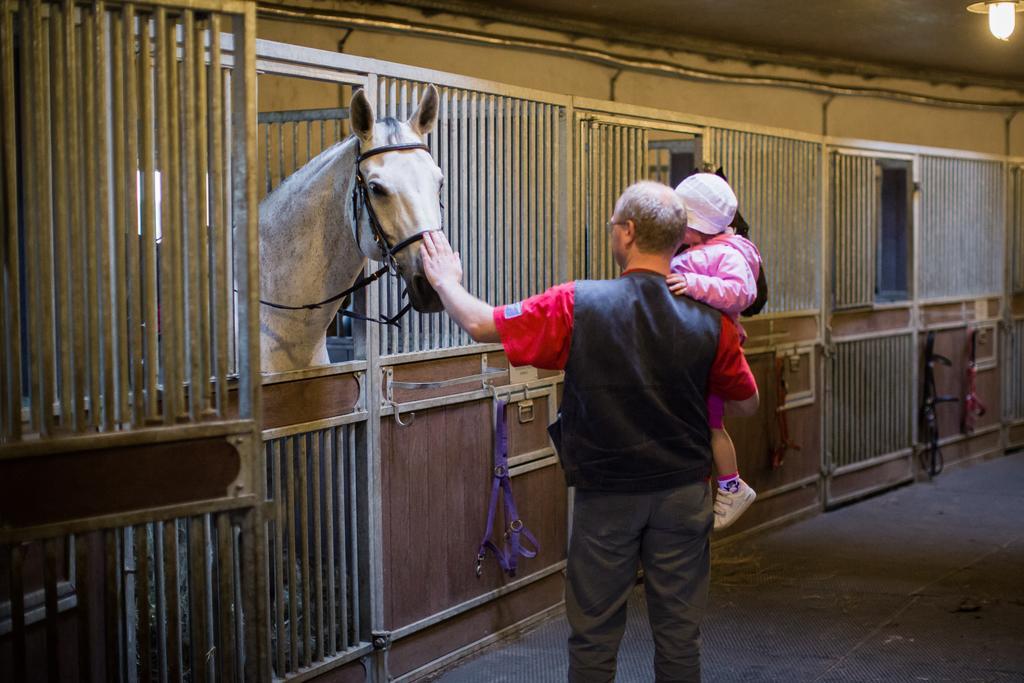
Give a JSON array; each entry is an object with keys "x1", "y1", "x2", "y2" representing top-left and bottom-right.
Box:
[
  {"x1": 726, "y1": 351, "x2": 821, "y2": 519},
  {"x1": 743, "y1": 314, "x2": 819, "y2": 350},
  {"x1": 381, "y1": 400, "x2": 567, "y2": 630},
  {"x1": 387, "y1": 573, "x2": 564, "y2": 679},
  {"x1": 0, "y1": 438, "x2": 245, "y2": 530},
  {"x1": 387, "y1": 352, "x2": 510, "y2": 404},
  {"x1": 830, "y1": 308, "x2": 911, "y2": 337},
  {"x1": 923, "y1": 327, "x2": 1001, "y2": 440},
  {"x1": 507, "y1": 394, "x2": 554, "y2": 458},
  {"x1": 261, "y1": 372, "x2": 362, "y2": 430}
]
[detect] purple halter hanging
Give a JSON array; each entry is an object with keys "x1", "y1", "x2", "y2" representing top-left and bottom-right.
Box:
[{"x1": 475, "y1": 399, "x2": 540, "y2": 578}]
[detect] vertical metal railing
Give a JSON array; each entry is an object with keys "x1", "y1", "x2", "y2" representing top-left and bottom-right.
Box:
[
  {"x1": 831, "y1": 153, "x2": 878, "y2": 309},
  {"x1": 1012, "y1": 165, "x2": 1024, "y2": 294},
  {"x1": 1, "y1": 2, "x2": 262, "y2": 681},
  {"x1": 826, "y1": 334, "x2": 914, "y2": 469},
  {"x1": 1005, "y1": 320, "x2": 1024, "y2": 422},
  {"x1": 572, "y1": 118, "x2": 648, "y2": 281},
  {"x1": 918, "y1": 155, "x2": 1005, "y2": 299},
  {"x1": 264, "y1": 422, "x2": 367, "y2": 680},
  {"x1": 374, "y1": 78, "x2": 564, "y2": 355},
  {"x1": 0, "y1": 0, "x2": 247, "y2": 443},
  {"x1": 707, "y1": 128, "x2": 822, "y2": 313},
  {"x1": 258, "y1": 107, "x2": 352, "y2": 202}
]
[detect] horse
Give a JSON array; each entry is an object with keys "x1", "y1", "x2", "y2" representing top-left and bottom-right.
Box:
[{"x1": 258, "y1": 85, "x2": 444, "y2": 373}]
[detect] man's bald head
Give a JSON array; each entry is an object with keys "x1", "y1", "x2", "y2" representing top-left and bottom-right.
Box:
[{"x1": 613, "y1": 181, "x2": 687, "y2": 255}]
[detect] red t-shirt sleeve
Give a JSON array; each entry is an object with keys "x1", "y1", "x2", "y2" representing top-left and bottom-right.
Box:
[
  {"x1": 492, "y1": 282, "x2": 575, "y2": 370},
  {"x1": 709, "y1": 316, "x2": 757, "y2": 400}
]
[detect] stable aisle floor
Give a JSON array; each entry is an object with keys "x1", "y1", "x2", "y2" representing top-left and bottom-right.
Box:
[{"x1": 436, "y1": 452, "x2": 1024, "y2": 682}]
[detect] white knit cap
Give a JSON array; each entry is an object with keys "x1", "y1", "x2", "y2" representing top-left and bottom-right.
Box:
[{"x1": 675, "y1": 173, "x2": 738, "y2": 235}]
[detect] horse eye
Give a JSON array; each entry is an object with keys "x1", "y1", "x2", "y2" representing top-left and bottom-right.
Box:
[{"x1": 369, "y1": 182, "x2": 387, "y2": 197}]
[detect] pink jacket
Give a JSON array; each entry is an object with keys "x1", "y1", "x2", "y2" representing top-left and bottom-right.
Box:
[{"x1": 670, "y1": 234, "x2": 762, "y2": 319}]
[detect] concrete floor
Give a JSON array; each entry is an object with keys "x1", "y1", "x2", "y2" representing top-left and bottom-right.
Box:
[{"x1": 436, "y1": 452, "x2": 1024, "y2": 682}]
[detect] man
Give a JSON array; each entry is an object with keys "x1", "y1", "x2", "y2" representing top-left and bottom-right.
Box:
[{"x1": 420, "y1": 181, "x2": 759, "y2": 682}]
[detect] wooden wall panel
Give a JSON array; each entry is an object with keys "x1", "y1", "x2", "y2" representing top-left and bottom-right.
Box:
[
  {"x1": 727, "y1": 352, "x2": 821, "y2": 499},
  {"x1": 387, "y1": 572, "x2": 564, "y2": 679},
  {"x1": 262, "y1": 372, "x2": 361, "y2": 429},
  {"x1": 831, "y1": 308, "x2": 911, "y2": 337},
  {"x1": 381, "y1": 399, "x2": 567, "y2": 630}
]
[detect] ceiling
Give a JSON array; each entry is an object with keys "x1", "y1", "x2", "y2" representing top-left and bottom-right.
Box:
[{"x1": 388, "y1": 0, "x2": 1024, "y2": 89}]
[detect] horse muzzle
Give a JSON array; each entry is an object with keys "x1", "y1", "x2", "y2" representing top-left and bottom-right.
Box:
[{"x1": 408, "y1": 274, "x2": 444, "y2": 313}]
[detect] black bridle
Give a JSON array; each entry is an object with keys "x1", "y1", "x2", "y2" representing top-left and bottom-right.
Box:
[{"x1": 260, "y1": 141, "x2": 440, "y2": 327}]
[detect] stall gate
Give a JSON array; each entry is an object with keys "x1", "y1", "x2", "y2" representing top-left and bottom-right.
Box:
[{"x1": 1, "y1": 1, "x2": 264, "y2": 681}]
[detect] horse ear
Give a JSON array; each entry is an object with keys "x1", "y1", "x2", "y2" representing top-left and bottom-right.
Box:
[
  {"x1": 409, "y1": 84, "x2": 439, "y2": 138},
  {"x1": 350, "y1": 88, "x2": 375, "y2": 141}
]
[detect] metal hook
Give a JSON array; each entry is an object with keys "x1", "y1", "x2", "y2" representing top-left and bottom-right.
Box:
[{"x1": 393, "y1": 402, "x2": 416, "y2": 427}]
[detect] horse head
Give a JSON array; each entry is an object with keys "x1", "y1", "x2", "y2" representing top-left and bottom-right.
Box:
[{"x1": 350, "y1": 85, "x2": 444, "y2": 313}]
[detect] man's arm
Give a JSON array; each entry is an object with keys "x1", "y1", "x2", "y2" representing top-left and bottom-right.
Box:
[{"x1": 420, "y1": 231, "x2": 500, "y2": 343}]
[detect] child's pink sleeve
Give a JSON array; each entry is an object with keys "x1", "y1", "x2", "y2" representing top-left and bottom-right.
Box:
[{"x1": 679, "y1": 248, "x2": 757, "y2": 316}]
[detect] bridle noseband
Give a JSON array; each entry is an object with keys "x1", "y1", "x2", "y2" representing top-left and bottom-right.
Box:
[{"x1": 260, "y1": 141, "x2": 442, "y2": 327}]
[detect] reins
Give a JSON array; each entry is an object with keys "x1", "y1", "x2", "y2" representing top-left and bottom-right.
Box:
[{"x1": 259, "y1": 140, "x2": 439, "y2": 327}]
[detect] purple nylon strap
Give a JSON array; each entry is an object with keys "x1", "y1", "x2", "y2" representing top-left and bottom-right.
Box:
[{"x1": 475, "y1": 400, "x2": 540, "y2": 578}]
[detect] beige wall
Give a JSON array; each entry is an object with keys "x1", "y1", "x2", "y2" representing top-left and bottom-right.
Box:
[{"x1": 255, "y1": 2, "x2": 1024, "y2": 157}]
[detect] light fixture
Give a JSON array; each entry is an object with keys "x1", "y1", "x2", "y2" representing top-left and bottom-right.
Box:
[{"x1": 967, "y1": 1, "x2": 1024, "y2": 41}]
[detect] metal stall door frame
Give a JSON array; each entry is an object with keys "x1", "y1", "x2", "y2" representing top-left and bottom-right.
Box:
[
  {"x1": 253, "y1": 40, "x2": 576, "y2": 683},
  {"x1": 371, "y1": 65, "x2": 572, "y2": 683},
  {"x1": 250, "y1": 39, "x2": 379, "y2": 682},
  {"x1": 568, "y1": 99, "x2": 704, "y2": 282},
  {"x1": 1, "y1": 2, "x2": 263, "y2": 681},
  {"x1": 821, "y1": 145, "x2": 918, "y2": 506}
]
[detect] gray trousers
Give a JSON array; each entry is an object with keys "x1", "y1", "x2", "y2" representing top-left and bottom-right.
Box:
[{"x1": 566, "y1": 481, "x2": 712, "y2": 683}]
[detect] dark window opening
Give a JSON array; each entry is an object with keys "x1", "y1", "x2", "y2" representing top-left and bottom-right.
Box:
[{"x1": 876, "y1": 161, "x2": 912, "y2": 303}]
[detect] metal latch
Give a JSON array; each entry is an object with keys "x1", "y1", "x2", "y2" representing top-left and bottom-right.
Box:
[
  {"x1": 518, "y1": 400, "x2": 535, "y2": 424},
  {"x1": 372, "y1": 630, "x2": 392, "y2": 651}
]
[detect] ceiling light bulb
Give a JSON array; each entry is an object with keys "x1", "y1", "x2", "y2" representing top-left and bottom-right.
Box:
[{"x1": 989, "y1": 2, "x2": 1016, "y2": 40}]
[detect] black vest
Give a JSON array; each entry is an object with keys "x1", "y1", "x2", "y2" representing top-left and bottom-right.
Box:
[{"x1": 548, "y1": 271, "x2": 722, "y2": 492}]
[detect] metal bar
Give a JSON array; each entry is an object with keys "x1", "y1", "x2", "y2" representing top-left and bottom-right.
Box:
[
  {"x1": 271, "y1": 441, "x2": 285, "y2": 674},
  {"x1": 324, "y1": 430, "x2": 337, "y2": 656},
  {"x1": 155, "y1": 7, "x2": 174, "y2": 423},
  {"x1": 193, "y1": 15, "x2": 212, "y2": 415},
  {"x1": 14, "y1": 2, "x2": 36, "y2": 434},
  {"x1": 206, "y1": 14, "x2": 228, "y2": 416},
  {"x1": 312, "y1": 431, "x2": 325, "y2": 662},
  {"x1": 189, "y1": 516, "x2": 208, "y2": 683},
  {"x1": 94, "y1": 2, "x2": 115, "y2": 431},
  {"x1": 162, "y1": 520, "x2": 181, "y2": 682},
  {"x1": 82, "y1": 1, "x2": 101, "y2": 430},
  {"x1": 48, "y1": 3, "x2": 73, "y2": 432},
  {"x1": 337, "y1": 427, "x2": 349, "y2": 650},
  {"x1": 216, "y1": 513, "x2": 236, "y2": 683},
  {"x1": 77, "y1": 534, "x2": 93, "y2": 682},
  {"x1": 387, "y1": 366, "x2": 505, "y2": 390},
  {"x1": 136, "y1": 525, "x2": 153, "y2": 683},
  {"x1": 138, "y1": 10, "x2": 159, "y2": 423},
  {"x1": 43, "y1": 539, "x2": 59, "y2": 682},
  {"x1": 168, "y1": 9, "x2": 187, "y2": 422},
  {"x1": 298, "y1": 434, "x2": 312, "y2": 668},
  {"x1": 104, "y1": 530, "x2": 122, "y2": 683},
  {"x1": 182, "y1": 10, "x2": 201, "y2": 420},
  {"x1": 348, "y1": 424, "x2": 360, "y2": 644},
  {"x1": 153, "y1": 521, "x2": 168, "y2": 681},
  {"x1": 286, "y1": 437, "x2": 298, "y2": 670},
  {"x1": 122, "y1": 4, "x2": 143, "y2": 426},
  {"x1": 0, "y1": 0, "x2": 20, "y2": 441},
  {"x1": 110, "y1": 7, "x2": 129, "y2": 428}
]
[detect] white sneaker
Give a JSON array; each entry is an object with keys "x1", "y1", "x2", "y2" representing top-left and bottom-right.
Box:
[{"x1": 713, "y1": 479, "x2": 756, "y2": 530}]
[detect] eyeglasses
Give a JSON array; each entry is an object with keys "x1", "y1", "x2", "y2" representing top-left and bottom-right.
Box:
[{"x1": 606, "y1": 220, "x2": 627, "y2": 233}]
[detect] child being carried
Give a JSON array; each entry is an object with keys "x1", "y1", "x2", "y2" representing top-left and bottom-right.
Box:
[{"x1": 668, "y1": 172, "x2": 763, "y2": 530}]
